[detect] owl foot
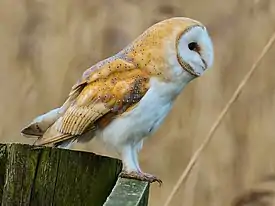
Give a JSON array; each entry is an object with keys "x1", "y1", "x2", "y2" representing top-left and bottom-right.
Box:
[{"x1": 119, "y1": 170, "x2": 162, "y2": 186}]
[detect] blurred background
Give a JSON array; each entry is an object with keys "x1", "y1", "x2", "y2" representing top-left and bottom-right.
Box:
[{"x1": 1, "y1": 0, "x2": 275, "y2": 205}]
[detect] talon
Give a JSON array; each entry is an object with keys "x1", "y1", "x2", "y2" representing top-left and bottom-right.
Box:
[{"x1": 119, "y1": 170, "x2": 162, "y2": 186}]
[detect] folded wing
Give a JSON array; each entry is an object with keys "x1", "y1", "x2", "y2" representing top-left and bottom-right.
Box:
[{"x1": 22, "y1": 56, "x2": 150, "y2": 147}]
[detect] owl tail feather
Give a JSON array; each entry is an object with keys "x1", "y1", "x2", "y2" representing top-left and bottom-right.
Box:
[
  {"x1": 33, "y1": 119, "x2": 75, "y2": 148},
  {"x1": 21, "y1": 108, "x2": 61, "y2": 138}
]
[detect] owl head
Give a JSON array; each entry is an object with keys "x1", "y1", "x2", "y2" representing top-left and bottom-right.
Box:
[
  {"x1": 175, "y1": 18, "x2": 214, "y2": 77},
  {"x1": 123, "y1": 17, "x2": 214, "y2": 81}
]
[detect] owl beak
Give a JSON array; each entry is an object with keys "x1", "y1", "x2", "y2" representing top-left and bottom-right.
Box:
[
  {"x1": 194, "y1": 58, "x2": 208, "y2": 76},
  {"x1": 188, "y1": 63, "x2": 206, "y2": 77},
  {"x1": 177, "y1": 54, "x2": 204, "y2": 77},
  {"x1": 202, "y1": 59, "x2": 208, "y2": 70}
]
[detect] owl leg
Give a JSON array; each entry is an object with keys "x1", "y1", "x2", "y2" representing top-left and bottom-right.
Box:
[
  {"x1": 119, "y1": 145, "x2": 162, "y2": 185},
  {"x1": 120, "y1": 145, "x2": 138, "y2": 172}
]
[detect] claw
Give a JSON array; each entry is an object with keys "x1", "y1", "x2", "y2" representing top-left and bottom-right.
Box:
[{"x1": 119, "y1": 170, "x2": 162, "y2": 186}]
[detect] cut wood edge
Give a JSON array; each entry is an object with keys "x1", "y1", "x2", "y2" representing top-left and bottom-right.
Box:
[{"x1": 104, "y1": 177, "x2": 150, "y2": 206}]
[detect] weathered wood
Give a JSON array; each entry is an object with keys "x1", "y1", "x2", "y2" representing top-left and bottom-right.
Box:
[
  {"x1": 0, "y1": 143, "x2": 151, "y2": 206},
  {"x1": 104, "y1": 178, "x2": 150, "y2": 206},
  {"x1": 0, "y1": 143, "x2": 122, "y2": 206}
]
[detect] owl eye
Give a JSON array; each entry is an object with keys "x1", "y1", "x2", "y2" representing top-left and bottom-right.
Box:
[{"x1": 188, "y1": 42, "x2": 199, "y2": 51}]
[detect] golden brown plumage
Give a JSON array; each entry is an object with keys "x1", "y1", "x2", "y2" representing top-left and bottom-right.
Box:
[{"x1": 31, "y1": 57, "x2": 150, "y2": 146}]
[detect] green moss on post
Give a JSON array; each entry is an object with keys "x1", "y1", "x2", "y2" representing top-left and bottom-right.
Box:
[
  {"x1": 0, "y1": 144, "x2": 122, "y2": 206},
  {"x1": 0, "y1": 145, "x2": 7, "y2": 202},
  {"x1": 0, "y1": 143, "x2": 150, "y2": 206}
]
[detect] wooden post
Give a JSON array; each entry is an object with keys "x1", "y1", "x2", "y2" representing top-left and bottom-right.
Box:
[
  {"x1": 0, "y1": 143, "x2": 150, "y2": 206},
  {"x1": 104, "y1": 178, "x2": 149, "y2": 206}
]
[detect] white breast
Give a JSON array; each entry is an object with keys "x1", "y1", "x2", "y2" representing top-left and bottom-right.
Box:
[{"x1": 97, "y1": 77, "x2": 186, "y2": 152}]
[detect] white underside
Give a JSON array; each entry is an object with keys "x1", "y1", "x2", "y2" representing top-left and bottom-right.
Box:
[
  {"x1": 96, "y1": 77, "x2": 186, "y2": 172},
  {"x1": 98, "y1": 91, "x2": 172, "y2": 151}
]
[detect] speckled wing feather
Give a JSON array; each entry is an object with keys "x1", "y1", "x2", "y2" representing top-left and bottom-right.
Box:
[{"x1": 34, "y1": 56, "x2": 150, "y2": 146}]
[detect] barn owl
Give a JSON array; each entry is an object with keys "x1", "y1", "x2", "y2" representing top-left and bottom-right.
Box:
[{"x1": 21, "y1": 17, "x2": 214, "y2": 184}]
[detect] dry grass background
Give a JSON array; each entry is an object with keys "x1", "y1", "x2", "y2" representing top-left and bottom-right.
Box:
[{"x1": 1, "y1": 0, "x2": 275, "y2": 205}]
